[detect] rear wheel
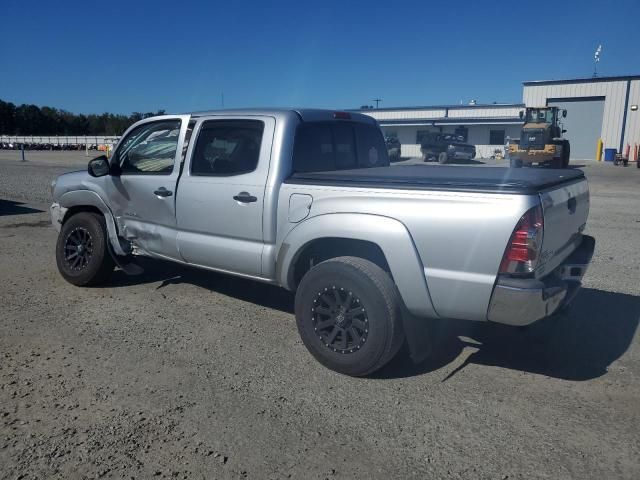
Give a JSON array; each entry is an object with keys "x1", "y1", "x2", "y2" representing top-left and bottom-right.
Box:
[
  {"x1": 56, "y1": 212, "x2": 115, "y2": 286},
  {"x1": 294, "y1": 256, "x2": 404, "y2": 376},
  {"x1": 438, "y1": 152, "x2": 448, "y2": 164},
  {"x1": 510, "y1": 158, "x2": 523, "y2": 168},
  {"x1": 562, "y1": 141, "x2": 570, "y2": 168}
]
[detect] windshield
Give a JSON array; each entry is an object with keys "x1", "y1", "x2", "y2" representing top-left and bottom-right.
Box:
[
  {"x1": 442, "y1": 134, "x2": 465, "y2": 142},
  {"x1": 526, "y1": 108, "x2": 554, "y2": 123}
]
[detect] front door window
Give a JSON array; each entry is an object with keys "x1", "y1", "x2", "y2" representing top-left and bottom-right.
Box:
[{"x1": 114, "y1": 120, "x2": 182, "y2": 175}]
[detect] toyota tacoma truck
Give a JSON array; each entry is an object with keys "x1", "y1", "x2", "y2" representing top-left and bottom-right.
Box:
[{"x1": 50, "y1": 109, "x2": 595, "y2": 376}]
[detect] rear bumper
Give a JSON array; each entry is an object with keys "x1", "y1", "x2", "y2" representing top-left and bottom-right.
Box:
[
  {"x1": 451, "y1": 150, "x2": 475, "y2": 160},
  {"x1": 487, "y1": 235, "x2": 595, "y2": 326}
]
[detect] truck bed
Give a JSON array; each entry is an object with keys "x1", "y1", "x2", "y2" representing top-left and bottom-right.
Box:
[{"x1": 287, "y1": 165, "x2": 584, "y2": 195}]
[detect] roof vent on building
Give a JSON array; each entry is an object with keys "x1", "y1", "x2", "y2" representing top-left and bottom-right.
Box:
[{"x1": 469, "y1": 99, "x2": 477, "y2": 106}]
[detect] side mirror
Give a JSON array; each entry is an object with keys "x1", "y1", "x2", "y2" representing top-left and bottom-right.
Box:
[
  {"x1": 519, "y1": 111, "x2": 524, "y2": 119},
  {"x1": 562, "y1": 129, "x2": 567, "y2": 134},
  {"x1": 88, "y1": 155, "x2": 110, "y2": 177},
  {"x1": 562, "y1": 109, "x2": 567, "y2": 118}
]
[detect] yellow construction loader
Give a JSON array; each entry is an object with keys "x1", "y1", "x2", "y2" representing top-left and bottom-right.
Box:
[{"x1": 509, "y1": 107, "x2": 570, "y2": 168}]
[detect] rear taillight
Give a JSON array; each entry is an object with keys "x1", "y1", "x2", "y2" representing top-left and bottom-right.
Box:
[{"x1": 499, "y1": 205, "x2": 544, "y2": 275}]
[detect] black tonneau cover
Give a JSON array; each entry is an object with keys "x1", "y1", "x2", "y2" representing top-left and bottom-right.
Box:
[{"x1": 287, "y1": 165, "x2": 584, "y2": 195}]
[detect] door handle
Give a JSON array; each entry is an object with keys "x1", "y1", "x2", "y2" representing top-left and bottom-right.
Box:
[
  {"x1": 154, "y1": 187, "x2": 173, "y2": 197},
  {"x1": 233, "y1": 192, "x2": 257, "y2": 203}
]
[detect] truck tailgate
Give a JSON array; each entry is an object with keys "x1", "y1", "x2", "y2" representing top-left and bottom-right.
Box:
[{"x1": 536, "y1": 178, "x2": 590, "y2": 278}]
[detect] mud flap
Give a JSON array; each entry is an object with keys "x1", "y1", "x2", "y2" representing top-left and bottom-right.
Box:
[
  {"x1": 107, "y1": 241, "x2": 144, "y2": 276},
  {"x1": 401, "y1": 303, "x2": 433, "y2": 364}
]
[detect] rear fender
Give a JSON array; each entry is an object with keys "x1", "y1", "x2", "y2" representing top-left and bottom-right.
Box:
[{"x1": 278, "y1": 213, "x2": 438, "y2": 319}]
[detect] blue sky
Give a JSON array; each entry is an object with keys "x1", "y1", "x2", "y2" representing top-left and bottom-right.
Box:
[{"x1": 1, "y1": 0, "x2": 638, "y2": 114}]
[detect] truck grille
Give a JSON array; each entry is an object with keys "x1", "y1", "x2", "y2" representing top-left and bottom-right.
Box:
[{"x1": 520, "y1": 129, "x2": 546, "y2": 150}]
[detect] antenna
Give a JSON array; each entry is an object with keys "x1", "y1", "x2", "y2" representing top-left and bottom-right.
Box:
[
  {"x1": 373, "y1": 98, "x2": 382, "y2": 109},
  {"x1": 593, "y1": 44, "x2": 602, "y2": 77}
]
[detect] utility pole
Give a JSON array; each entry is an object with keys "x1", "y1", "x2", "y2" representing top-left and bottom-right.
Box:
[{"x1": 373, "y1": 98, "x2": 382, "y2": 109}]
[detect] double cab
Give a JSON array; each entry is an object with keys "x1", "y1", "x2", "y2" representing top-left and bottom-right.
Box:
[{"x1": 50, "y1": 109, "x2": 594, "y2": 376}]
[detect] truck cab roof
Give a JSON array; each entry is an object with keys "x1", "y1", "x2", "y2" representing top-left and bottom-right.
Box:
[{"x1": 187, "y1": 108, "x2": 378, "y2": 124}]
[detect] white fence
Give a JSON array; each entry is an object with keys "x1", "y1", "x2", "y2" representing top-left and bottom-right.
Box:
[{"x1": 0, "y1": 135, "x2": 119, "y2": 145}]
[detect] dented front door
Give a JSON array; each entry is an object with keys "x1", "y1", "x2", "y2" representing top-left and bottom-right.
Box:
[{"x1": 105, "y1": 115, "x2": 190, "y2": 260}]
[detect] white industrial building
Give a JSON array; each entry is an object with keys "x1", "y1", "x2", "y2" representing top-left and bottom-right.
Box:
[
  {"x1": 358, "y1": 74, "x2": 640, "y2": 161},
  {"x1": 523, "y1": 75, "x2": 640, "y2": 160},
  {"x1": 357, "y1": 103, "x2": 524, "y2": 159}
]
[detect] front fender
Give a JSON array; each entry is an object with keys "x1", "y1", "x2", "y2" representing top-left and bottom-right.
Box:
[
  {"x1": 278, "y1": 213, "x2": 438, "y2": 319},
  {"x1": 58, "y1": 190, "x2": 126, "y2": 256}
]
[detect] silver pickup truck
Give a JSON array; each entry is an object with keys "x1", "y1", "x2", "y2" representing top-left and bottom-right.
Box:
[{"x1": 50, "y1": 109, "x2": 595, "y2": 376}]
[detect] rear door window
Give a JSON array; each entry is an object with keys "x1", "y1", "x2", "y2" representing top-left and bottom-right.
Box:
[
  {"x1": 293, "y1": 122, "x2": 389, "y2": 173},
  {"x1": 191, "y1": 120, "x2": 264, "y2": 176}
]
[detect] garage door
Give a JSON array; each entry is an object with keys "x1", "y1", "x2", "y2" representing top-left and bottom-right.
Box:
[{"x1": 548, "y1": 98, "x2": 605, "y2": 160}]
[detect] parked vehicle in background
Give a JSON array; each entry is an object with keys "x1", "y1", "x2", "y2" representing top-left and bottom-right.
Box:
[
  {"x1": 50, "y1": 109, "x2": 594, "y2": 376},
  {"x1": 0, "y1": 140, "x2": 113, "y2": 151},
  {"x1": 420, "y1": 132, "x2": 476, "y2": 163},
  {"x1": 508, "y1": 106, "x2": 570, "y2": 168},
  {"x1": 385, "y1": 136, "x2": 401, "y2": 161}
]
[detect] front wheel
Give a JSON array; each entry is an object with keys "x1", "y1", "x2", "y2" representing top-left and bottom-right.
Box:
[
  {"x1": 550, "y1": 157, "x2": 563, "y2": 168},
  {"x1": 294, "y1": 256, "x2": 405, "y2": 376},
  {"x1": 56, "y1": 212, "x2": 115, "y2": 286}
]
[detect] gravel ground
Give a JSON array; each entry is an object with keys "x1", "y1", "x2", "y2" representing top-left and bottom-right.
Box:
[{"x1": 1, "y1": 151, "x2": 639, "y2": 479}]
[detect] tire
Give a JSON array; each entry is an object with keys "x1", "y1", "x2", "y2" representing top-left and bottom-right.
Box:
[
  {"x1": 550, "y1": 157, "x2": 563, "y2": 168},
  {"x1": 56, "y1": 212, "x2": 115, "y2": 286},
  {"x1": 294, "y1": 256, "x2": 405, "y2": 376},
  {"x1": 510, "y1": 158, "x2": 523, "y2": 168},
  {"x1": 438, "y1": 152, "x2": 448, "y2": 164},
  {"x1": 562, "y1": 141, "x2": 570, "y2": 168}
]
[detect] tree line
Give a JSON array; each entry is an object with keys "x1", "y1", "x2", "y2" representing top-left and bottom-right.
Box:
[{"x1": 0, "y1": 99, "x2": 165, "y2": 136}]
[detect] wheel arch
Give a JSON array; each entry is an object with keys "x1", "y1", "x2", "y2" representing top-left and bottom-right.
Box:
[
  {"x1": 278, "y1": 213, "x2": 438, "y2": 318},
  {"x1": 289, "y1": 237, "x2": 391, "y2": 288},
  {"x1": 58, "y1": 190, "x2": 126, "y2": 256}
]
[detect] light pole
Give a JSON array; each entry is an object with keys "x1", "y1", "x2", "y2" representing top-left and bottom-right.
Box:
[{"x1": 593, "y1": 44, "x2": 602, "y2": 78}]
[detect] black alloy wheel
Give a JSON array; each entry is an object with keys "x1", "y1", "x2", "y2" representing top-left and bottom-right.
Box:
[
  {"x1": 63, "y1": 226, "x2": 94, "y2": 271},
  {"x1": 312, "y1": 286, "x2": 369, "y2": 354},
  {"x1": 294, "y1": 256, "x2": 405, "y2": 376},
  {"x1": 55, "y1": 212, "x2": 115, "y2": 286}
]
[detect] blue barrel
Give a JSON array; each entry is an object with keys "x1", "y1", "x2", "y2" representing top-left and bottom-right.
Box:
[{"x1": 604, "y1": 148, "x2": 616, "y2": 162}]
